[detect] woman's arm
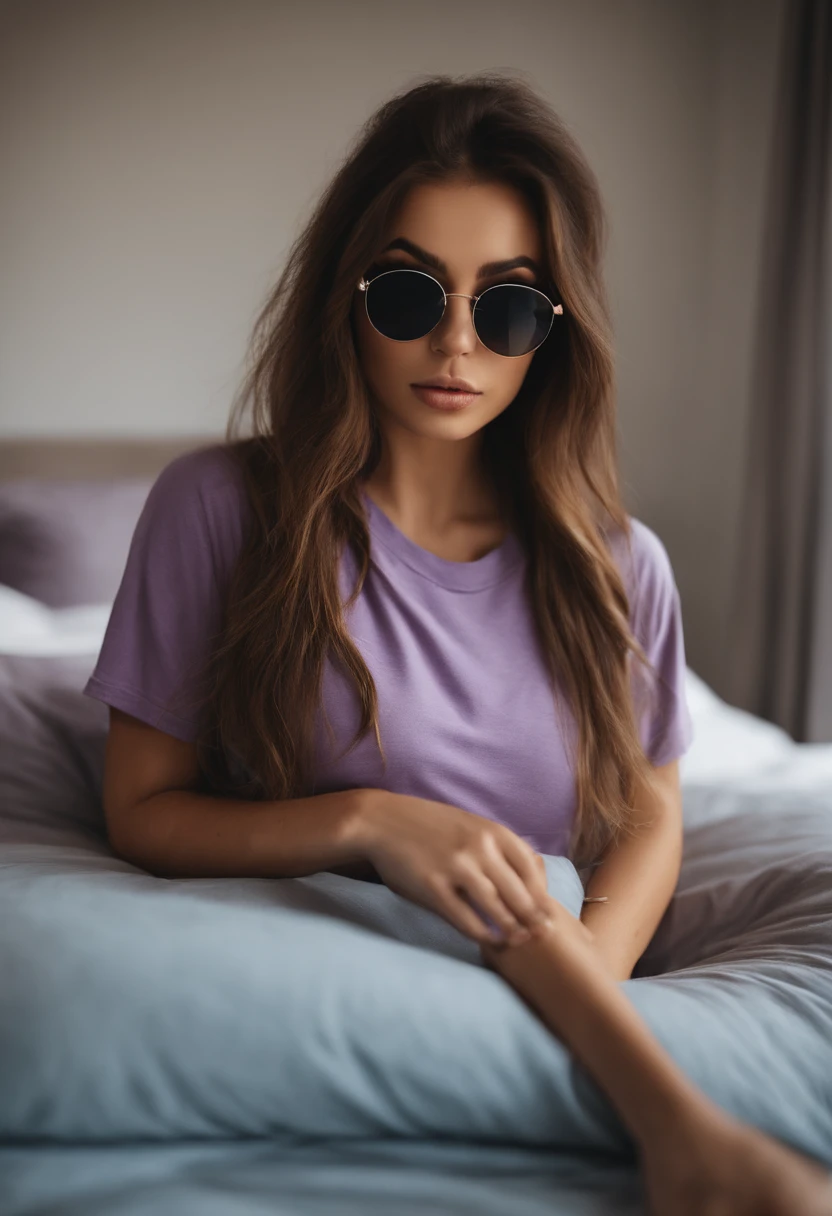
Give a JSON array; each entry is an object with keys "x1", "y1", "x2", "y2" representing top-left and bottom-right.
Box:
[
  {"x1": 482, "y1": 847, "x2": 832, "y2": 1213},
  {"x1": 482, "y1": 900, "x2": 708, "y2": 1146},
  {"x1": 103, "y1": 709, "x2": 376, "y2": 879},
  {"x1": 578, "y1": 758, "x2": 684, "y2": 981}
]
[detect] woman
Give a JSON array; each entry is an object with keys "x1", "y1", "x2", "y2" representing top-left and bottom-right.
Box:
[{"x1": 85, "y1": 74, "x2": 832, "y2": 1213}]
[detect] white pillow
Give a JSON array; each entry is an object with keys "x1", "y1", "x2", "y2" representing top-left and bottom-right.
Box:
[
  {"x1": 0, "y1": 585, "x2": 111, "y2": 656},
  {"x1": 680, "y1": 666, "x2": 796, "y2": 787}
]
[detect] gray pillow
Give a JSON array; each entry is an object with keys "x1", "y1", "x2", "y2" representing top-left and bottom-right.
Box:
[
  {"x1": 0, "y1": 653, "x2": 108, "y2": 839},
  {"x1": 0, "y1": 479, "x2": 152, "y2": 607}
]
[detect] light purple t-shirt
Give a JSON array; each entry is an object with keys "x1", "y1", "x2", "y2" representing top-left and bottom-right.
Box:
[{"x1": 83, "y1": 444, "x2": 694, "y2": 857}]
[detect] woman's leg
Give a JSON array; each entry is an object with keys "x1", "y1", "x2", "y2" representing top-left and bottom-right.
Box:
[{"x1": 481, "y1": 893, "x2": 832, "y2": 1215}]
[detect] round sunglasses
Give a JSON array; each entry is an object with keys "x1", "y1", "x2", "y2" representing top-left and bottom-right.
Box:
[{"x1": 357, "y1": 268, "x2": 564, "y2": 358}]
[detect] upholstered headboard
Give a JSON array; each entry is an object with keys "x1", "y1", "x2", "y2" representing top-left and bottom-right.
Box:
[
  {"x1": 0, "y1": 437, "x2": 220, "y2": 607},
  {"x1": 0, "y1": 437, "x2": 216, "y2": 481}
]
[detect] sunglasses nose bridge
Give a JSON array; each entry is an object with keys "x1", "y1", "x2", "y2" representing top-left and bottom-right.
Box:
[{"x1": 432, "y1": 290, "x2": 480, "y2": 350}]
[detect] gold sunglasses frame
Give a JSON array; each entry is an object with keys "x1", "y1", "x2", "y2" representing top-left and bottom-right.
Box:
[{"x1": 357, "y1": 267, "x2": 564, "y2": 359}]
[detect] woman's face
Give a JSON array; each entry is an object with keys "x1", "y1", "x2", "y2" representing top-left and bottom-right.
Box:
[{"x1": 352, "y1": 177, "x2": 546, "y2": 442}]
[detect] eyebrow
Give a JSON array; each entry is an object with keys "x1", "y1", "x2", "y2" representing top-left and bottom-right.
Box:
[{"x1": 379, "y1": 237, "x2": 541, "y2": 279}]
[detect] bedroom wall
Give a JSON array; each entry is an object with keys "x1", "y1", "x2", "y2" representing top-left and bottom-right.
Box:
[{"x1": 0, "y1": 0, "x2": 785, "y2": 698}]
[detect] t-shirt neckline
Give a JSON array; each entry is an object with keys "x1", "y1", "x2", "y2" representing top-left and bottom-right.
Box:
[{"x1": 359, "y1": 487, "x2": 524, "y2": 592}]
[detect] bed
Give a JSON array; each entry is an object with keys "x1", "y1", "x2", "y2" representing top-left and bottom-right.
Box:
[{"x1": 1, "y1": 438, "x2": 830, "y2": 1215}]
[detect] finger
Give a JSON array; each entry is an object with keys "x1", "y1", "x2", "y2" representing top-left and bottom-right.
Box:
[
  {"x1": 476, "y1": 832, "x2": 549, "y2": 927},
  {"x1": 476, "y1": 849, "x2": 549, "y2": 931},
  {"x1": 432, "y1": 879, "x2": 506, "y2": 945},
  {"x1": 451, "y1": 864, "x2": 529, "y2": 939},
  {"x1": 502, "y1": 837, "x2": 551, "y2": 913}
]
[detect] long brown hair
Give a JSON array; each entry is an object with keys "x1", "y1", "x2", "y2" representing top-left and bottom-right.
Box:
[{"x1": 185, "y1": 71, "x2": 665, "y2": 871}]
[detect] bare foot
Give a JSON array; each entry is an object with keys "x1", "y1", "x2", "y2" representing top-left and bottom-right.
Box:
[{"x1": 640, "y1": 1103, "x2": 832, "y2": 1215}]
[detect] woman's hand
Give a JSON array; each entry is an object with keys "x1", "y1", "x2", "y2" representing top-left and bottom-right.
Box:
[
  {"x1": 479, "y1": 892, "x2": 597, "y2": 970},
  {"x1": 639, "y1": 1100, "x2": 832, "y2": 1215},
  {"x1": 358, "y1": 792, "x2": 552, "y2": 945}
]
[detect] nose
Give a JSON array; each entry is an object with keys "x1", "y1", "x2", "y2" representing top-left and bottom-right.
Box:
[{"x1": 430, "y1": 293, "x2": 479, "y2": 356}]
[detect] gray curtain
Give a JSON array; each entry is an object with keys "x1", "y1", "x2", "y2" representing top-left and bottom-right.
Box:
[{"x1": 729, "y1": 0, "x2": 832, "y2": 742}]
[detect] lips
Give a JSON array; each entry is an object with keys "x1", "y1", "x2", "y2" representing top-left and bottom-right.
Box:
[
  {"x1": 411, "y1": 383, "x2": 481, "y2": 412},
  {"x1": 412, "y1": 378, "x2": 481, "y2": 393}
]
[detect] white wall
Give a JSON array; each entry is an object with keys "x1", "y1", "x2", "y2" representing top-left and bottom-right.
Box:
[{"x1": 0, "y1": 0, "x2": 785, "y2": 694}]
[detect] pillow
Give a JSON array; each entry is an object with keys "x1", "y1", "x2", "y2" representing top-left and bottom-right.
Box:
[
  {"x1": 0, "y1": 478, "x2": 152, "y2": 608},
  {"x1": 680, "y1": 667, "x2": 796, "y2": 787},
  {"x1": 2, "y1": 744, "x2": 831, "y2": 1158},
  {"x1": 0, "y1": 585, "x2": 111, "y2": 656},
  {"x1": 0, "y1": 653, "x2": 108, "y2": 839}
]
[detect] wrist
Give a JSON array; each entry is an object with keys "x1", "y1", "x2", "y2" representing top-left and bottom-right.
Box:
[
  {"x1": 342, "y1": 787, "x2": 386, "y2": 861},
  {"x1": 653, "y1": 1090, "x2": 735, "y2": 1145},
  {"x1": 629, "y1": 1080, "x2": 726, "y2": 1152}
]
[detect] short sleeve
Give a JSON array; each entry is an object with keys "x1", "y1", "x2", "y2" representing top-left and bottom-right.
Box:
[
  {"x1": 616, "y1": 519, "x2": 695, "y2": 767},
  {"x1": 82, "y1": 445, "x2": 250, "y2": 742}
]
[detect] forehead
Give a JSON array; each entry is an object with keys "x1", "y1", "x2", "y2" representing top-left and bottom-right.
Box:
[{"x1": 382, "y1": 179, "x2": 543, "y2": 271}]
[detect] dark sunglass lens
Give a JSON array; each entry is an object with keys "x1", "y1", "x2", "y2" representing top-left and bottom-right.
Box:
[
  {"x1": 365, "y1": 270, "x2": 445, "y2": 341},
  {"x1": 474, "y1": 285, "x2": 554, "y2": 356}
]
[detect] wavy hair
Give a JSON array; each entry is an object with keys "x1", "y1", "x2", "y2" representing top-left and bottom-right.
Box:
[{"x1": 184, "y1": 71, "x2": 664, "y2": 871}]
